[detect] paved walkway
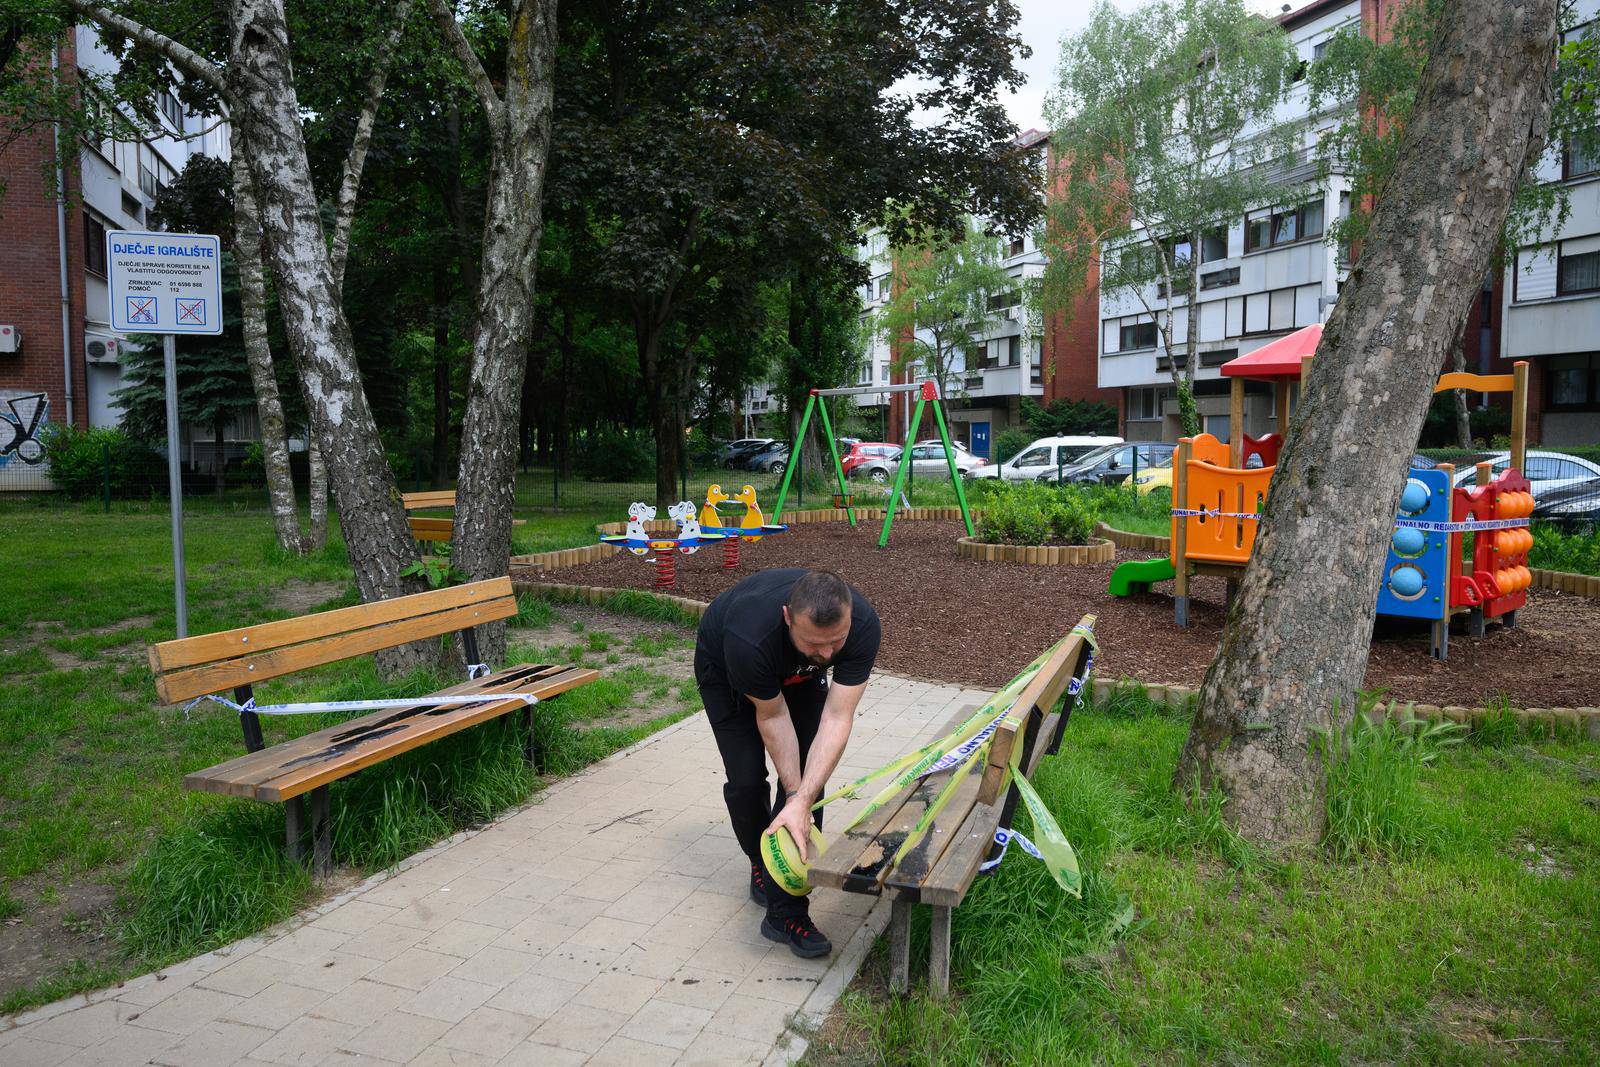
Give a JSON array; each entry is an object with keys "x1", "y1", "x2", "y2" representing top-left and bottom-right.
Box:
[{"x1": 0, "y1": 674, "x2": 987, "y2": 1067}]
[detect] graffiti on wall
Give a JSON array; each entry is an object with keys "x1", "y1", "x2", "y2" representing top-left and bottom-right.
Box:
[{"x1": 0, "y1": 391, "x2": 50, "y2": 467}]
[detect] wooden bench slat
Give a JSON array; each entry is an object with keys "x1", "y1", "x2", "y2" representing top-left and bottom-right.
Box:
[
  {"x1": 156, "y1": 595, "x2": 521, "y2": 703},
  {"x1": 977, "y1": 633, "x2": 1084, "y2": 805},
  {"x1": 808, "y1": 704, "x2": 977, "y2": 893},
  {"x1": 183, "y1": 664, "x2": 597, "y2": 802},
  {"x1": 149, "y1": 577, "x2": 516, "y2": 675},
  {"x1": 402, "y1": 490, "x2": 457, "y2": 510},
  {"x1": 184, "y1": 663, "x2": 568, "y2": 791},
  {"x1": 876, "y1": 757, "x2": 989, "y2": 894}
]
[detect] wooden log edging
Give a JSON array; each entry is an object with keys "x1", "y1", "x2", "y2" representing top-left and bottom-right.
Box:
[
  {"x1": 1092, "y1": 523, "x2": 1600, "y2": 599},
  {"x1": 1089, "y1": 677, "x2": 1600, "y2": 741},
  {"x1": 956, "y1": 536, "x2": 1116, "y2": 566},
  {"x1": 516, "y1": 579, "x2": 710, "y2": 620},
  {"x1": 509, "y1": 542, "x2": 622, "y2": 571}
]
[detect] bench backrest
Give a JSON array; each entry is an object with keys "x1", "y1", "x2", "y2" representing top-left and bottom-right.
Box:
[
  {"x1": 408, "y1": 516, "x2": 454, "y2": 542},
  {"x1": 402, "y1": 490, "x2": 457, "y2": 511},
  {"x1": 976, "y1": 614, "x2": 1094, "y2": 804},
  {"x1": 148, "y1": 577, "x2": 519, "y2": 704}
]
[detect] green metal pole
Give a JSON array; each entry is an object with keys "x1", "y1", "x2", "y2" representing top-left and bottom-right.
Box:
[
  {"x1": 879, "y1": 397, "x2": 926, "y2": 547},
  {"x1": 814, "y1": 396, "x2": 856, "y2": 527},
  {"x1": 930, "y1": 398, "x2": 976, "y2": 537},
  {"x1": 772, "y1": 392, "x2": 816, "y2": 522}
]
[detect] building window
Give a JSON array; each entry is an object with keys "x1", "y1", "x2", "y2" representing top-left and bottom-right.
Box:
[
  {"x1": 986, "y1": 289, "x2": 1021, "y2": 312},
  {"x1": 1200, "y1": 227, "x2": 1228, "y2": 263},
  {"x1": 1008, "y1": 236, "x2": 1025, "y2": 257},
  {"x1": 1558, "y1": 245, "x2": 1600, "y2": 295},
  {"x1": 1244, "y1": 199, "x2": 1325, "y2": 252},
  {"x1": 1564, "y1": 132, "x2": 1600, "y2": 180},
  {"x1": 84, "y1": 213, "x2": 108, "y2": 276},
  {"x1": 159, "y1": 90, "x2": 183, "y2": 132},
  {"x1": 1313, "y1": 40, "x2": 1328, "y2": 62},
  {"x1": 1006, "y1": 335, "x2": 1021, "y2": 366},
  {"x1": 1120, "y1": 321, "x2": 1158, "y2": 350},
  {"x1": 876, "y1": 276, "x2": 891, "y2": 299},
  {"x1": 880, "y1": 362, "x2": 890, "y2": 381},
  {"x1": 1547, "y1": 353, "x2": 1599, "y2": 409},
  {"x1": 1129, "y1": 386, "x2": 1165, "y2": 421},
  {"x1": 1201, "y1": 266, "x2": 1240, "y2": 290}
]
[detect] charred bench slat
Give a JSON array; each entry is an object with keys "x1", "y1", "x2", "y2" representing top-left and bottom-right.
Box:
[{"x1": 149, "y1": 577, "x2": 594, "y2": 875}]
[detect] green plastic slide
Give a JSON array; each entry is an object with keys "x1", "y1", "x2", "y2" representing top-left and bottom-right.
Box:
[{"x1": 1107, "y1": 557, "x2": 1177, "y2": 597}]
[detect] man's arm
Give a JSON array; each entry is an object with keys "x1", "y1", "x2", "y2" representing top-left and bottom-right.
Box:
[{"x1": 762, "y1": 680, "x2": 868, "y2": 862}]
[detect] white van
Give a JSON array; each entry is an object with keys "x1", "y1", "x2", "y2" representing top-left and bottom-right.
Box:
[{"x1": 970, "y1": 434, "x2": 1125, "y2": 482}]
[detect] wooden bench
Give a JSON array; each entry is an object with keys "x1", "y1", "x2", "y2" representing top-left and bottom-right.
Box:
[
  {"x1": 148, "y1": 577, "x2": 596, "y2": 875},
  {"x1": 402, "y1": 490, "x2": 526, "y2": 543},
  {"x1": 809, "y1": 615, "x2": 1095, "y2": 997}
]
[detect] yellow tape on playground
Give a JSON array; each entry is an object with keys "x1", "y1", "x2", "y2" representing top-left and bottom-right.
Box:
[{"x1": 805, "y1": 624, "x2": 1097, "y2": 896}]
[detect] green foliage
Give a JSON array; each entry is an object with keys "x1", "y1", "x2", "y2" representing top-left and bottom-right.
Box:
[
  {"x1": 1019, "y1": 396, "x2": 1118, "y2": 437},
  {"x1": 1419, "y1": 391, "x2": 1513, "y2": 447},
  {"x1": 1307, "y1": 0, "x2": 1593, "y2": 259},
  {"x1": 1530, "y1": 522, "x2": 1600, "y2": 576},
  {"x1": 976, "y1": 482, "x2": 1099, "y2": 546},
  {"x1": 576, "y1": 429, "x2": 656, "y2": 482},
  {"x1": 1316, "y1": 710, "x2": 1463, "y2": 861},
  {"x1": 877, "y1": 219, "x2": 1015, "y2": 394},
  {"x1": 400, "y1": 550, "x2": 467, "y2": 589},
  {"x1": 992, "y1": 427, "x2": 1035, "y2": 464},
  {"x1": 39, "y1": 425, "x2": 162, "y2": 500},
  {"x1": 1042, "y1": 0, "x2": 1297, "y2": 431}
]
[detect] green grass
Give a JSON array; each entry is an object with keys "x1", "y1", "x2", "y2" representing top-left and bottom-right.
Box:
[
  {"x1": 0, "y1": 495, "x2": 702, "y2": 1014},
  {"x1": 812, "y1": 688, "x2": 1600, "y2": 1065}
]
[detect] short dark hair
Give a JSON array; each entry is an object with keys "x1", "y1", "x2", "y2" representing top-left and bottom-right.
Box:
[{"x1": 788, "y1": 570, "x2": 852, "y2": 628}]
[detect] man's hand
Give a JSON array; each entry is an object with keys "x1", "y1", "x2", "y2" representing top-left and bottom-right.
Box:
[{"x1": 765, "y1": 793, "x2": 815, "y2": 863}]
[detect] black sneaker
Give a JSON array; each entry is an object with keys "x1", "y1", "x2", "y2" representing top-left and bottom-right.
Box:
[
  {"x1": 749, "y1": 862, "x2": 770, "y2": 909},
  {"x1": 761, "y1": 911, "x2": 833, "y2": 958}
]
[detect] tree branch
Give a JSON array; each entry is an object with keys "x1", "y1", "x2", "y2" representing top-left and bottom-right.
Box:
[
  {"x1": 60, "y1": 0, "x2": 230, "y2": 99},
  {"x1": 425, "y1": 0, "x2": 501, "y2": 124},
  {"x1": 330, "y1": 0, "x2": 414, "y2": 295}
]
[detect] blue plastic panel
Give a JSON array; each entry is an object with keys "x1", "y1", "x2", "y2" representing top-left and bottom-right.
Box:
[{"x1": 1376, "y1": 467, "x2": 1451, "y2": 622}]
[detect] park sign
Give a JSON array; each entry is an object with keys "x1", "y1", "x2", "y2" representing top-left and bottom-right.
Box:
[{"x1": 106, "y1": 231, "x2": 223, "y2": 336}]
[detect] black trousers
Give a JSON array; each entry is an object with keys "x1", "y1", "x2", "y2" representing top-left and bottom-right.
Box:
[{"x1": 696, "y1": 656, "x2": 826, "y2": 912}]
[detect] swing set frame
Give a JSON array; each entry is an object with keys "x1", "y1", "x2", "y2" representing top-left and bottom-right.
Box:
[{"x1": 772, "y1": 380, "x2": 976, "y2": 547}]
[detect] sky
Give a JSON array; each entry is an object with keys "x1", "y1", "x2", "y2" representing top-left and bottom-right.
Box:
[{"x1": 999, "y1": 0, "x2": 1321, "y2": 132}]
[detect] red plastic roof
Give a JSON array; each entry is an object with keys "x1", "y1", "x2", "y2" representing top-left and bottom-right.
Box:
[{"x1": 1220, "y1": 323, "x2": 1322, "y2": 380}]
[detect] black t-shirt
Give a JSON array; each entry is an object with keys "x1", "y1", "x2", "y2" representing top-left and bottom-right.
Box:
[{"x1": 695, "y1": 568, "x2": 881, "y2": 699}]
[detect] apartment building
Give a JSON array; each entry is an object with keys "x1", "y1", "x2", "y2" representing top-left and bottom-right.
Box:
[
  {"x1": 1500, "y1": 5, "x2": 1600, "y2": 445},
  {"x1": 846, "y1": 129, "x2": 1118, "y2": 457},
  {"x1": 1097, "y1": 0, "x2": 1357, "y2": 444},
  {"x1": 0, "y1": 26, "x2": 232, "y2": 489}
]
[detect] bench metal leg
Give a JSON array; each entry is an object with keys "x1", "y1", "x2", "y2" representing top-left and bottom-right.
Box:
[
  {"x1": 310, "y1": 786, "x2": 331, "y2": 878},
  {"x1": 285, "y1": 796, "x2": 306, "y2": 863},
  {"x1": 928, "y1": 905, "x2": 951, "y2": 1000},
  {"x1": 888, "y1": 895, "x2": 912, "y2": 996}
]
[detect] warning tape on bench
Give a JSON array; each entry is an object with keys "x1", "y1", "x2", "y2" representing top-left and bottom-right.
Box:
[{"x1": 184, "y1": 692, "x2": 541, "y2": 718}]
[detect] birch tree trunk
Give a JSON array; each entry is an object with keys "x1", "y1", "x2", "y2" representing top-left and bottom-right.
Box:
[
  {"x1": 307, "y1": 443, "x2": 329, "y2": 551},
  {"x1": 227, "y1": 0, "x2": 429, "y2": 670},
  {"x1": 230, "y1": 144, "x2": 304, "y2": 555},
  {"x1": 1173, "y1": 0, "x2": 1557, "y2": 845},
  {"x1": 430, "y1": 0, "x2": 560, "y2": 663}
]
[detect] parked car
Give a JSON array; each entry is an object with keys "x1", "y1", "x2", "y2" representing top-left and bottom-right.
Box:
[
  {"x1": 969, "y1": 435, "x2": 1124, "y2": 481},
  {"x1": 1448, "y1": 450, "x2": 1600, "y2": 500},
  {"x1": 744, "y1": 442, "x2": 791, "y2": 473},
  {"x1": 906, "y1": 441, "x2": 988, "y2": 477},
  {"x1": 1531, "y1": 476, "x2": 1600, "y2": 529},
  {"x1": 841, "y1": 441, "x2": 900, "y2": 476},
  {"x1": 1039, "y1": 442, "x2": 1176, "y2": 486},
  {"x1": 721, "y1": 438, "x2": 776, "y2": 468}
]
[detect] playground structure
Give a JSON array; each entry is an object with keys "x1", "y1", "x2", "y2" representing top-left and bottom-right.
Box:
[
  {"x1": 1108, "y1": 326, "x2": 1531, "y2": 660},
  {"x1": 773, "y1": 381, "x2": 976, "y2": 547},
  {"x1": 599, "y1": 485, "x2": 785, "y2": 588}
]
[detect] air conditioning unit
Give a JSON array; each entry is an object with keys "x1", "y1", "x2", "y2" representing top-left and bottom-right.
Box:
[
  {"x1": 85, "y1": 331, "x2": 121, "y2": 364},
  {"x1": 1004, "y1": 306, "x2": 1021, "y2": 321},
  {"x1": 0, "y1": 325, "x2": 18, "y2": 353}
]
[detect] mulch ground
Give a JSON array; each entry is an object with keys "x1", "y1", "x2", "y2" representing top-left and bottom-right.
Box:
[{"x1": 518, "y1": 520, "x2": 1600, "y2": 708}]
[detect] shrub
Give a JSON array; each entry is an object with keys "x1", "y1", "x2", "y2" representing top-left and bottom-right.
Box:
[
  {"x1": 1530, "y1": 522, "x2": 1600, "y2": 576},
  {"x1": 576, "y1": 428, "x2": 655, "y2": 482},
  {"x1": 40, "y1": 424, "x2": 163, "y2": 499},
  {"x1": 993, "y1": 427, "x2": 1035, "y2": 464},
  {"x1": 977, "y1": 482, "x2": 1099, "y2": 546},
  {"x1": 1315, "y1": 708, "x2": 1462, "y2": 860}
]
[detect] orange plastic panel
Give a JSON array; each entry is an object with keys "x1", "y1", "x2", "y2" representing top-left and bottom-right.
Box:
[
  {"x1": 1180, "y1": 459, "x2": 1274, "y2": 564},
  {"x1": 1187, "y1": 433, "x2": 1230, "y2": 467}
]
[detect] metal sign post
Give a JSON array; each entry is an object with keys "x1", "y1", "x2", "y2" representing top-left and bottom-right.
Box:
[{"x1": 106, "y1": 230, "x2": 223, "y2": 638}]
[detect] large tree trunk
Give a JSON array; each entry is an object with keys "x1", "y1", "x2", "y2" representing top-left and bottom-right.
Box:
[
  {"x1": 227, "y1": 0, "x2": 429, "y2": 671},
  {"x1": 445, "y1": 0, "x2": 560, "y2": 663},
  {"x1": 307, "y1": 443, "x2": 329, "y2": 550},
  {"x1": 432, "y1": 266, "x2": 453, "y2": 488},
  {"x1": 230, "y1": 146, "x2": 303, "y2": 554},
  {"x1": 1173, "y1": 0, "x2": 1557, "y2": 845}
]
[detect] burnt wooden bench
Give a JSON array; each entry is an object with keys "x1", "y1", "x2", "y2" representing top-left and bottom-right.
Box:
[
  {"x1": 402, "y1": 490, "x2": 525, "y2": 544},
  {"x1": 810, "y1": 615, "x2": 1095, "y2": 997},
  {"x1": 148, "y1": 577, "x2": 596, "y2": 875}
]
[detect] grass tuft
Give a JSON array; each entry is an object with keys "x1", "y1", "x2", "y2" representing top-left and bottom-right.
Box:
[{"x1": 1317, "y1": 709, "x2": 1463, "y2": 861}]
